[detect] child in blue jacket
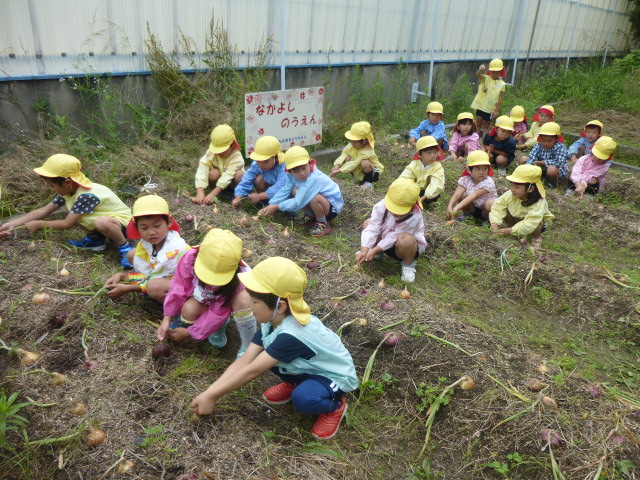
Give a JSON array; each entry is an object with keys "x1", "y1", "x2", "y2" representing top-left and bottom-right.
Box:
[
  {"x1": 233, "y1": 136, "x2": 287, "y2": 209},
  {"x1": 259, "y1": 146, "x2": 344, "y2": 237},
  {"x1": 408, "y1": 102, "x2": 449, "y2": 150}
]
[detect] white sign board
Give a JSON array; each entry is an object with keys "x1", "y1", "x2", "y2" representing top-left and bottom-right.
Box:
[{"x1": 244, "y1": 86, "x2": 324, "y2": 157}]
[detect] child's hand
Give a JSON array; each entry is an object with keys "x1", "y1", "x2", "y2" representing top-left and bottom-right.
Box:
[
  {"x1": 490, "y1": 223, "x2": 500, "y2": 234},
  {"x1": 105, "y1": 273, "x2": 128, "y2": 286},
  {"x1": 570, "y1": 155, "x2": 578, "y2": 164},
  {"x1": 202, "y1": 192, "x2": 217, "y2": 205},
  {"x1": 232, "y1": 196, "x2": 243, "y2": 209},
  {"x1": 157, "y1": 316, "x2": 171, "y2": 341},
  {"x1": 408, "y1": 137, "x2": 417, "y2": 146},
  {"x1": 329, "y1": 166, "x2": 341, "y2": 177},
  {"x1": 479, "y1": 64, "x2": 486, "y2": 71},
  {"x1": 192, "y1": 391, "x2": 217, "y2": 417},
  {"x1": 258, "y1": 205, "x2": 279, "y2": 217},
  {"x1": 25, "y1": 220, "x2": 45, "y2": 233},
  {"x1": 355, "y1": 249, "x2": 368, "y2": 265},
  {"x1": 105, "y1": 283, "x2": 133, "y2": 299},
  {"x1": 496, "y1": 228, "x2": 512, "y2": 236},
  {"x1": 247, "y1": 193, "x2": 263, "y2": 204},
  {"x1": 191, "y1": 191, "x2": 205, "y2": 205},
  {"x1": 364, "y1": 247, "x2": 381, "y2": 262},
  {"x1": 450, "y1": 152, "x2": 457, "y2": 161},
  {"x1": 168, "y1": 327, "x2": 191, "y2": 342}
]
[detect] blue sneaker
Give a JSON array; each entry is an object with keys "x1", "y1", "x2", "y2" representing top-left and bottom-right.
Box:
[
  {"x1": 171, "y1": 315, "x2": 191, "y2": 329},
  {"x1": 118, "y1": 242, "x2": 134, "y2": 269},
  {"x1": 236, "y1": 348, "x2": 246, "y2": 359},
  {"x1": 208, "y1": 320, "x2": 229, "y2": 348},
  {"x1": 70, "y1": 234, "x2": 106, "y2": 251}
]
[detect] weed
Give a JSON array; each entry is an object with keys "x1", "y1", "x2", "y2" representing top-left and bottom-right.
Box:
[{"x1": 0, "y1": 392, "x2": 31, "y2": 450}]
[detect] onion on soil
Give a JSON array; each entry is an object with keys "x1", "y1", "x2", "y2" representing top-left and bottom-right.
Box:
[
  {"x1": 184, "y1": 214, "x2": 194, "y2": 223},
  {"x1": 541, "y1": 428, "x2": 564, "y2": 446},
  {"x1": 380, "y1": 299, "x2": 395, "y2": 312},
  {"x1": 460, "y1": 376, "x2": 475, "y2": 390},
  {"x1": 87, "y1": 428, "x2": 106, "y2": 447},
  {"x1": 151, "y1": 343, "x2": 171, "y2": 360},
  {"x1": 240, "y1": 217, "x2": 250, "y2": 227},
  {"x1": 542, "y1": 396, "x2": 559, "y2": 410},
  {"x1": 52, "y1": 372, "x2": 67, "y2": 386},
  {"x1": 384, "y1": 332, "x2": 403, "y2": 347},
  {"x1": 526, "y1": 378, "x2": 547, "y2": 392},
  {"x1": 58, "y1": 267, "x2": 70, "y2": 277},
  {"x1": 400, "y1": 287, "x2": 411, "y2": 299},
  {"x1": 16, "y1": 348, "x2": 40, "y2": 366},
  {"x1": 70, "y1": 402, "x2": 88, "y2": 416},
  {"x1": 117, "y1": 460, "x2": 135, "y2": 474},
  {"x1": 378, "y1": 278, "x2": 387, "y2": 288},
  {"x1": 536, "y1": 362, "x2": 550, "y2": 374},
  {"x1": 48, "y1": 311, "x2": 69, "y2": 328},
  {"x1": 587, "y1": 384, "x2": 604, "y2": 398},
  {"x1": 307, "y1": 260, "x2": 320, "y2": 270},
  {"x1": 32, "y1": 292, "x2": 51, "y2": 304}
]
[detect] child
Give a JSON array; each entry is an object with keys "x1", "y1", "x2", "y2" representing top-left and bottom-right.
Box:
[
  {"x1": 470, "y1": 58, "x2": 507, "y2": 137},
  {"x1": 157, "y1": 228, "x2": 256, "y2": 357},
  {"x1": 105, "y1": 195, "x2": 189, "y2": 302},
  {"x1": 400, "y1": 136, "x2": 445, "y2": 208},
  {"x1": 356, "y1": 178, "x2": 427, "y2": 283},
  {"x1": 567, "y1": 120, "x2": 604, "y2": 164},
  {"x1": 330, "y1": 121, "x2": 384, "y2": 190},
  {"x1": 567, "y1": 136, "x2": 617, "y2": 198},
  {"x1": 510, "y1": 105, "x2": 529, "y2": 145},
  {"x1": 523, "y1": 122, "x2": 568, "y2": 187},
  {"x1": 483, "y1": 115, "x2": 517, "y2": 175},
  {"x1": 191, "y1": 256, "x2": 358, "y2": 440},
  {"x1": 489, "y1": 164, "x2": 554, "y2": 247},
  {"x1": 260, "y1": 146, "x2": 344, "y2": 237},
  {"x1": 192, "y1": 124, "x2": 246, "y2": 205},
  {"x1": 233, "y1": 136, "x2": 287, "y2": 209},
  {"x1": 446, "y1": 150, "x2": 498, "y2": 222},
  {"x1": 448, "y1": 112, "x2": 482, "y2": 161},
  {"x1": 519, "y1": 105, "x2": 555, "y2": 150},
  {"x1": 408, "y1": 102, "x2": 449, "y2": 150},
  {"x1": 0, "y1": 154, "x2": 133, "y2": 268}
]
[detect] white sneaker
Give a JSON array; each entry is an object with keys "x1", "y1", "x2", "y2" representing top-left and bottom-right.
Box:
[
  {"x1": 401, "y1": 263, "x2": 416, "y2": 283},
  {"x1": 564, "y1": 188, "x2": 574, "y2": 197},
  {"x1": 361, "y1": 182, "x2": 374, "y2": 190},
  {"x1": 498, "y1": 167, "x2": 507, "y2": 175}
]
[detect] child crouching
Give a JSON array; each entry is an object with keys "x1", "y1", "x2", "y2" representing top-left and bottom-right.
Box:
[
  {"x1": 191, "y1": 256, "x2": 358, "y2": 440},
  {"x1": 446, "y1": 151, "x2": 497, "y2": 222},
  {"x1": 567, "y1": 136, "x2": 616, "y2": 199},
  {"x1": 356, "y1": 178, "x2": 427, "y2": 283}
]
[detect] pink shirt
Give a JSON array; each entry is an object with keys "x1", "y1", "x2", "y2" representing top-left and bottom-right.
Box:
[
  {"x1": 449, "y1": 132, "x2": 481, "y2": 155},
  {"x1": 361, "y1": 200, "x2": 427, "y2": 252},
  {"x1": 570, "y1": 153, "x2": 611, "y2": 192},
  {"x1": 457, "y1": 176, "x2": 498, "y2": 208},
  {"x1": 163, "y1": 248, "x2": 249, "y2": 341}
]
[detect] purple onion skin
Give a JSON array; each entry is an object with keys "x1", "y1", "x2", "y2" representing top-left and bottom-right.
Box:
[
  {"x1": 152, "y1": 343, "x2": 172, "y2": 360},
  {"x1": 380, "y1": 300, "x2": 395, "y2": 312},
  {"x1": 385, "y1": 332, "x2": 403, "y2": 347},
  {"x1": 307, "y1": 261, "x2": 321, "y2": 270},
  {"x1": 587, "y1": 384, "x2": 604, "y2": 398},
  {"x1": 541, "y1": 428, "x2": 564, "y2": 446},
  {"x1": 49, "y1": 312, "x2": 69, "y2": 328},
  {"x1": 84, "y1": 360, "x2": 99, "y2": 370}
]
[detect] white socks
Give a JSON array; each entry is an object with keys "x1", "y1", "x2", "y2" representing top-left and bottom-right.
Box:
[{"x1": 233, "y1": 309, "x2": 257, "y2": 352}]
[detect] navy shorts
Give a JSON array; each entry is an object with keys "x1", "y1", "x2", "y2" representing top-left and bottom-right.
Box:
[
  {"x1": 383, "y1": 244, "x2": 420, "y2": 262},
  {"x1": 476, "y1": 109, "x2": 492, "y2": 121}
]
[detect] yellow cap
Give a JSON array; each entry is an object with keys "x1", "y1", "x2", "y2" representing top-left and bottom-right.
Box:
[
  {"x1": 250, "y1": 136, "x2": 283, "y2": 161},
  {"x1": 209, "y1": 124, "x2": 236, "y2": 154},
  {"x1": 132, "y1": 195, "x2": 170, "y2": 217},
  {"x1": 194, "y1": 229, "x2": 242, "y2": 286},
  {"x1": 415, "y1": 135, "x2": 439, "y2": 152},
  {"x1": 495, "y1": 115, "x2": 514, "y2": 131},
  {"x1": 345, "y1": 121, "x2": 375, "y2": 148},
  {"x1": 384, "y1": 178, "x2": 421, "y2": 215},
  {"x1": 585, "y1": 119, "x2": 604, "y2": 131},
  {"x1": 34, "y1": 154, "x2": 92, "y2": 188},
  {"x1": 238, "y1": 256, "x2": 311, "y2": 325},
  {"x1": 507, "y1": 165, "x2": 546, "y2": 199},
  {"x1": 538, "y1": 122, "x2": 561, "y2": 136},
  {"x1": 426, "y1": 101, "x2": 444, "y2": 114},
  {"x1": 457, "y1": 112, "x2": 474, "y2": 122},
  {"x1": 591, "y1": 136, "x2": 616, "y2": 160},
  {"x1": 467, "y1": 150, "x2": 491, "y2": 168},
  {"x1": 283, "y1": 146, "x2": 311, "y2": 170},
  {"x1": 510, "y1": 105, "x2": 526, "y2": 122},
  {"x1": 488, "y1": 58, "x2": 504, "y2": 71},
  {"x1": 539, "y1": 105, "x2": 555, "y2": 115}
]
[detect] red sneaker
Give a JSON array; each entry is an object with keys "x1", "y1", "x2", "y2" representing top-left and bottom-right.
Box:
[
  {"x1": 311, "y1": 396, "x2": 348, "y2": 440},
  {"x1": 262, "y1": 382, "x2": 296, "y2": 405}
]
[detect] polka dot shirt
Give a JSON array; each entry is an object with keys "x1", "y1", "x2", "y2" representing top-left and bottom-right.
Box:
[{"x1": 53, "y1": 193, "x2": 101, "y2": 214}]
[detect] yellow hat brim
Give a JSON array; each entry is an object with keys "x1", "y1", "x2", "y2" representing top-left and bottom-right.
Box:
[
  {"x1": 591, "y1": 145, "x2": 610, "y2": 160},
  {"x1": 194, "y1": 255, "x2": 237, "y2": 286},
  {"x1": 384, "y1": 195, "x2": 413, "y2": 215},
  {"x1": 506, "y1": 174, "x2": 546, "y2": 198},
  {"x1": 33, "y1": 167, "x2": 93, "y2": 188},
  {"x1": 209, "y1": 142, "x2": 234, "y2": 154}
]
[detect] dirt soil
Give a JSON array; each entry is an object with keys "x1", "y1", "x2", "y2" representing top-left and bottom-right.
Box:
[{"x1": 1, "y1": 140, "x2": 639, "y2": 479}]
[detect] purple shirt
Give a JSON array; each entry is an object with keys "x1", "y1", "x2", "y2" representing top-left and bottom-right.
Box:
[{"x1": 361, "y1": 200, "x2": 427, "y2": 252}]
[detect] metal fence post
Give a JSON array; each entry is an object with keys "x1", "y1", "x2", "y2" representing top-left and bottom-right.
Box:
[
  {"x1": 603, "y1": 0, "x2": 618, "y2": 68},
  {"x1": 511, "y1": 0, "x2": 529, "y2": 86},
  {"x1": 523, "y1": 0, "x2": 542, "y2": 81},
  {"x1": 565, "y1": 0, "x2": 582, "y2": 75},
  {"x1": 280, "y1": 0, "x2": 286, "y2": 90},
  {"x1": 427, "y1": 0, "x2": 441, "y2": 98}
]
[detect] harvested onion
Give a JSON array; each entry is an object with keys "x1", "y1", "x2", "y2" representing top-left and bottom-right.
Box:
[
  {"x1": 151, "y1": 343, "x2": 171, "y2": 360},
  {"x1": 536, "y1": 362, "x2": 550, "y2": 374},
  {"x1": 542, "y1": 396, "x2": 559, "y2": 411},
  {"x1": 380, "y1": 299, "x2": 395, "y2": 312},
  {"x1": 541, "y1": 428, "x2": 564, "y2": 446},
  {"x1": 307, "y1": 260, "x2": 320, "y2": 270},
  {"x1": 48, "y1": 311, "x2": 68, "y2": 328},
  {"x1": 70, "y1": 402, "x2": 88, "y2": 416},
  {"x1": 117, "y1": 460, "x2": 135, "y2": 474},
  {"x1": 526, "y1": 378, "x2": 546, "y2": 392},
  {"x1": 32, "y1": 292, "x2": 51, "y2": 304},
  {"x1": 242, "y1": 248, "x2": 253, "y2": 258},
  {"x1": 283, "y1": 227, "x2": 290, "y2": 238},
  {"x1": 460, "y1": 376, "x2": 475, "y2": 391},
  {"x1": 52, "y1": 372, "x2": 67, "y2": 386},
  {"x1": 87, "y1": 428, "x2": 106, "y2": 447},
  {"x1": 400, "y1": 287, "x2": 411, "y2": 299},
  {"x1": 184, "y1": 214, "x2": 194, "y2": 223},
  {"x1": 354, "y1": 318, "x2": 368, "y2": 327},
  {"x1": 384, "y1": 332, "x2": 403, "y2": 347},
  {"x1": 378, "y1": 278, "x2": 387, "y2": 288},
  {"x1": 58, "y1": 267, "x2": 70, "y2": 277},
  {"x1": 240, "y1": 217, "x2": 250, "y2": 227},
  {"x1": 213, "y1": 205, "x2": 220, "y2": 214},
  {"x1": 17, "y1": 348, "x2": 40, "y2": 366}
]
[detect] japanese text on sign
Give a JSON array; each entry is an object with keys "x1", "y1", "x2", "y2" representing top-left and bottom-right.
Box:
[{"x1": 244, "y1": 87, "x2": 324, "y2": 156}]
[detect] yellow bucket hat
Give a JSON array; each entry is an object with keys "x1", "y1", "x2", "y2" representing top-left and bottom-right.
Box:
[
  {"x1": 194, "y1": 229, "x2": 242, "y2": 286},
  {"x1": 127, "y1": 195, "x2": 182, "y2": 240},
  {"x1": 585, "y1": 119, "x2": 604, "y2": 131},
  {"x1": 426, "y1": 101, "x2": 444, "y2": 114},
  {"x1": 467, "y1": 150, "x2": 491, "y2": 168},
  {"x1": 283, "y1": 145, "x2": 311, "y2": 170},
  {"x1": 538, "y1": 122, "x2": 561, "y2": 136},
  {"x1": 345, "y1": 121, "x2": 375, "y2": 148},
  {"x1": 238, "y1": 256, "x2": 311, "y2": 325},
  {"x1": 495, "y1": 115, "x2": 514, "y2": 131},
  {"x1": 507, "y1": 165, "x2": 546, "y2": 199},
  {"x1": 384, "y1": 178, "x2": 421, "y2": 215},
  {"x1": 488, "y1": 58, "x2": 504, "y2": 71},
  {"x1": 34, "y1": 154, "x2": 92, "y2": 188},
  {"x1": 591, "y1": 136, "x2": 616, "y2": 160},
  {"x1": 209, "y1": 124, "x2": 236, "y2": 154},
  {"x1": 415, "y1": 135, "x2": 438, "y2": 152},
  {"x1": 250, "y1": 136, "x2": 284, "y2": 162},
  {"x1": 457, "y1": 112, "x2": 474, "y2": 122},
  {"x1": 510, "y1": 105, "x2": 526, "y2": 122}
]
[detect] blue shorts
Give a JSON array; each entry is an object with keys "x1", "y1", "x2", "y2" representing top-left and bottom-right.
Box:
[
  {"x1": 476, "y1": 109, "x2": 492, "y2": 121},
  {"x1": 272, "y1": 371, "x2": 344, "y2": 415}
]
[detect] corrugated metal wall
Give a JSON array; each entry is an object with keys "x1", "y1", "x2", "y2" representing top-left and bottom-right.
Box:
[{"x1": 0, "y1": 0, "x2": 632, "y2": 81}]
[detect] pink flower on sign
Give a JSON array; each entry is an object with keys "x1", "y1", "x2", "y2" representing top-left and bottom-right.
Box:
[
  {"x1": 272, "y1": 94, "x2": 278, "y2": 100},
  {"x1": 308, "y1": 88, "x2": 315, "y2": 95},
  {"x1": 290, "y1": 142, "x2": 295, "y2": 146},
  {"x1": 246, "y1": 95, "x2": 254, "y2": 104},
  {"x1": 300, "y1": 92, "x2": 306, "y2": 100},
  {"x1": 258, "y1": 128, "x2": 264, "y2": 135},
  {"x1": 249, "y1": 147, "x2": 255, "y2": 154},
  {"x1": 315, "y1": 134, "x2": 321, "y2": 141},
  {"x1": 318, "y1": 87, "x2": 324, "y2": 95},
  {"x1": 301, "y1": 141, "x2": 305, "y2": 145},
  {"x1": 256, "y1": 94, "x2": 263, "y2": 103}
]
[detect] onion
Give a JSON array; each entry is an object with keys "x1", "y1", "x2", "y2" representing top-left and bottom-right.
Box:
[
  {"x1": 283, "y1": 227, "x2": 290, "y2": 238},
  {"x1": 16, "y1": 348, "x2": 40, "y2": 366},
  {"x1": 536, "y1": 362, "x2": 550, "y2": 374},
  {"x1": 70, "y1": 402, "x2": 88, "y2": 416},
  {"x1": 251, "y1": 215, "x2": 260, "y2": 221},
  {"x1": 242, "y1": 248, "x2": 253, "y2": 258},
  {"x1": 460, "y1": 375, "x2": 475, "y2": 391},
  {"x1": 87, "y1": 428, "x2": 106, "y2": 447},
  {"x1": 325, "y1": 254, "x2": 334, "y2": 260},
  {"x1": 354, "y1": 318, "x2": 368, "y2": 326},
  {"x1": 526, "y1": 378, "x2": 546, "y2": 392},
  {"x1": 608, "y1": 431, "x2": 627, "y2": 445},
  {"x1": 48, "y1": 311, "x2": 69, "y2": 328},
  {"x1": 151, "y1": 343, "x2": 171, "y2": 360},
  {"x1": 174, "y1": 197, "x2": 181, "y2": 204},
  {"x1": 240, "y1": 217, "x2": 250, "y2": 227},
  {"x1": 307, "y1": 260, "x2": 320, "y2": 270},
  {"x1": 184, "y1": 214, "x2": 194, "y2": 223},
  {"x1": 58, "y1": 267, "x2": 70, "y2": 277},
  {"x1": 587, "y1": 384, "x2": 604, "y2": 398},
  {"x1": 29, "y1": 241, "x2": 36, "y2": 248},
  {"x1": 541, "y1": 428, "x2": 564, "y2": 446},
  {"x1": 213, "y1": 205, "x2": 220, "y2": 214},
  {"x1": 400, "y1": 287, "x2": 411, "y2": 299},
  {"x1": 378, "y1": 279, "x2": 387, "y2": 288},
  {"x1": 267, "y1": 237, "x2": 276, "y2": 245},
  {"x1": 32, "y1": 292, "x2": 51, "y2": 304},
  {"x1": 357, "y1": 288, "x2": 369, "y2": 297},
  {"x1": 542, "y1": 396, "x2": 559, "y2": 411},
  {"x1": 52, "y1": 372, "x2": 67, "y2": 386},
  {"x1": 84, "y1": 360, "x2": 99, "y2": 370},
  {"x1": 380, "y1": 299, "x2": 395, "y2": 312},
  {"x1": 117, "y1": 460, "x2": 135, "y2": 474},
  {"x1": 453, "y1": 236, "x2": 461, "y2": 244},
  {"x1": 333, "y1": 301, "x2": 347, "y2": 310},
  {"x1": 384, "y1": 332, "x2": 403, "y2": 347}
]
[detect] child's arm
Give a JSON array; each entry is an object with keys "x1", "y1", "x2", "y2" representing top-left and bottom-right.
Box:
[
  {"x1": 209, "y1": 154, "x2": 245, "y2": 203},
  {"x1": 259, "y1": 176, "x2": 294, "y2": 217},
  {"x1": 0, "y1": 202, "x2": 59, "y2": 234},
  {"x1": 451, "y1": 188, "x2": 488, "y2": 214},
  {"x1": 408, "y1": 120, "x2": 428, "y2": 144},
  {"x1": 475, "y1": 64, "x2": 486, "y2": 81},
  {"x1": 104, "y1": 272, "x2": 141, "y2": 299},
  {"x1": 26, "y1": 211, "x2": 82, "y2": 233},
  {"x1": 193, "y1": 152, "x2": 214, "y2": 203},
  {"x1": 423, "y1": 166, "x2": 446, "y2": 200},
  {"x1": 191, "y1": 348, "x2": 278, "y2": 416},
  {"x1": 233, "y1": 163, "x2": 260, "y2": 208},
  {"x1": 489, "y1": 193, "x2": 509, "y2": 233},
  {"x1": 493, "y1": 90, "x2": 504, "y2": 118},
  {"x1": 446, "y1": 185, "x2": 469, "y2": 218}
]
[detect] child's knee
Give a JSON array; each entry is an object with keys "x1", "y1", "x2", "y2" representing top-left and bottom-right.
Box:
[
  {"x1": 209, "y1": 168, "x2": 221, "y2": 182},
  {"x1": 231, "y1": 289, "x2": 252, "y2": 312},
  {"x1": 495, "y1": 155, "x2": 508, "y2": 167},
  {"x1": 127, "y1": 248, "x2": 135, "y2": 263},
  {"x1": 254, "y1": 174, "x2": 268, "y2": 191},
  {"x1": 396, "y1": 233, "x2": 417, "y2": 249},
  {"x1": 518, "y1": 155, "x2": 528, "y2": 164},
  {"x1": 362, "y1": 219, "x2": 370, "y2": 229},
  {"x1": 146, "y1": 279, "x2": 169, "y2": 301},
  {"x1": 234, "y1": 169, "x2": 244, "y2": 183},
  {"x1": 360, "y1": 160, "x2": 373, "y2": 172}
]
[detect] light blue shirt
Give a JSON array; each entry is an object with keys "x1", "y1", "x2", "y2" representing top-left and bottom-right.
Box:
[
  {"x1": 567, "y1": 137, "x2": 595, "y2": 159},
  {"x1": 234, "y1": 161, "x2": 287, "y2": 199},
  {"x1": 409, "y1": 120, "x2": 449, "y2": 150},
  {"x1": 269, "y1": 167, "x2": 344, "y2": 214}
]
